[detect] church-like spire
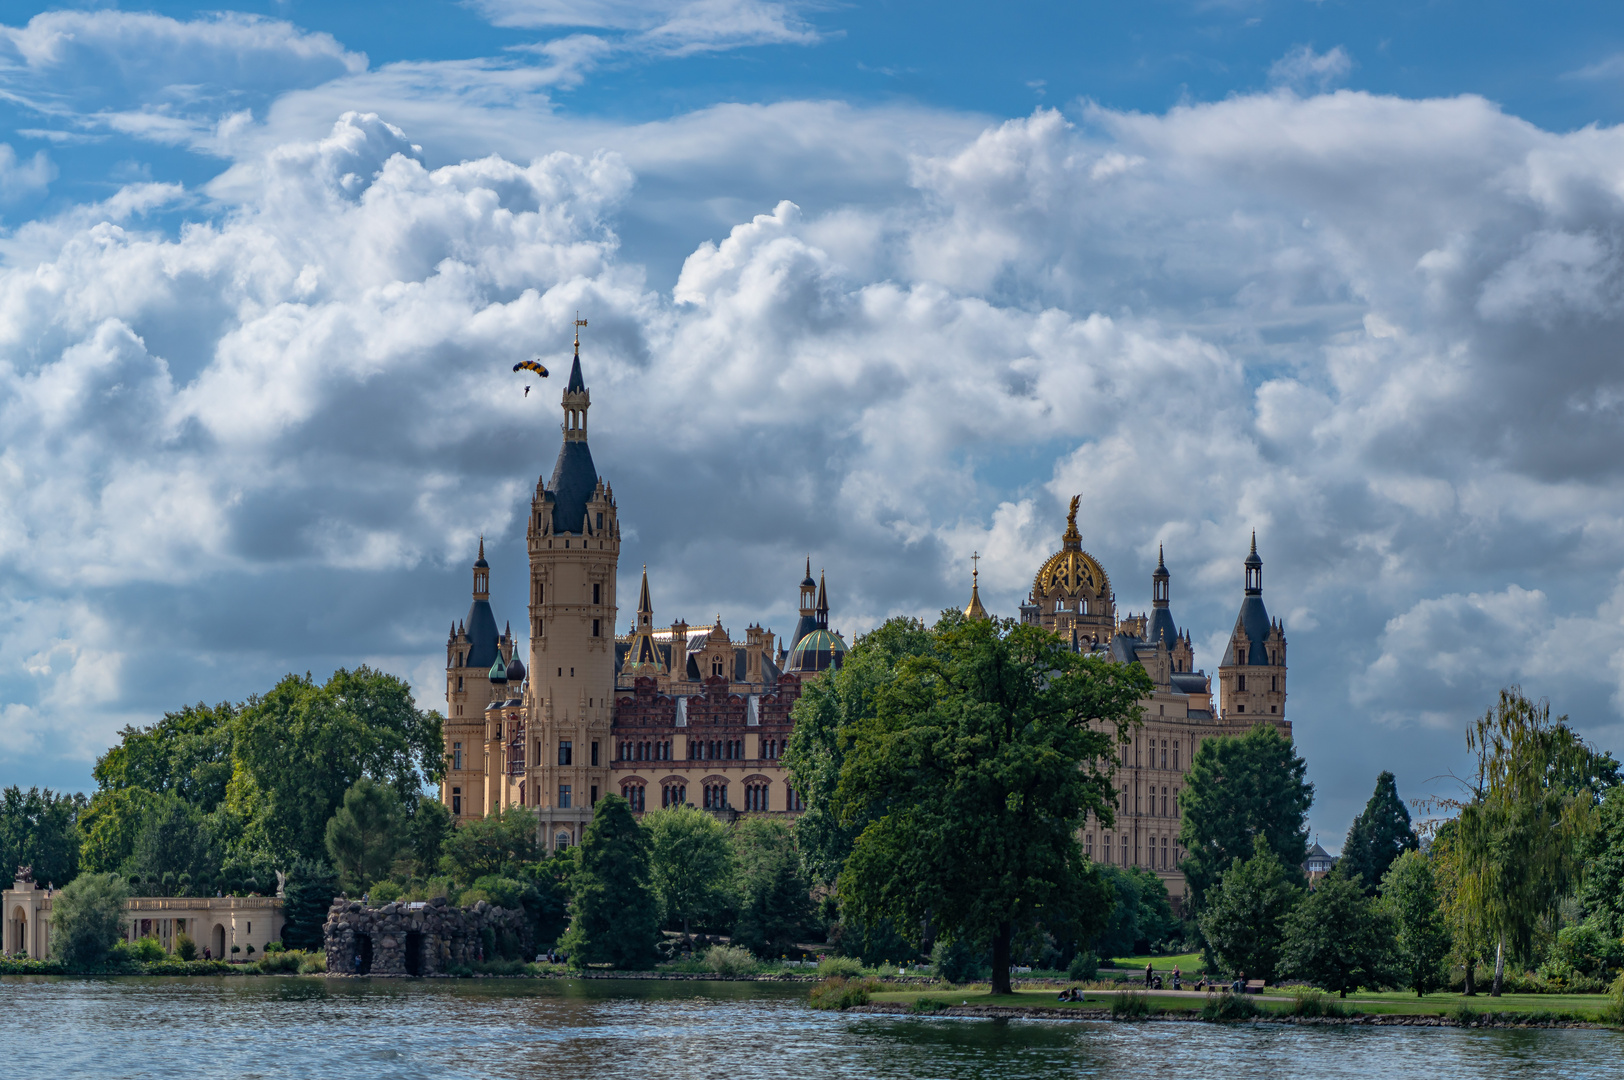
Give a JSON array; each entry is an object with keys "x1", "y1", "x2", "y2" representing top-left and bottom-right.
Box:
[
  {"x1": 638, "y1": 564, "x2": 653, "y2": 629},
  {"x1": 472, "y1": 537, "x2": 489, "y2": 599},
  {"x1": 816, "y1": 569, "x2": 829, "y2": 629},
  {"x1": 1245, "y1": 530, "x2": 1263, "y2": 595},
  {"x1": 964, "y1": 551, "x2": 989, "y2": 620}
]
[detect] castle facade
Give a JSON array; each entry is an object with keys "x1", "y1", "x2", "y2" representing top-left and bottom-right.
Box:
[{"x1": 438, "y1": 334, "x2": 1290, "y2": 906}]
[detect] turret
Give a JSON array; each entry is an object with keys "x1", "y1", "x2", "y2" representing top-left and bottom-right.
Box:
[{"x1": 1218, "y1": 532, "x2": 1288, "y2": 731}]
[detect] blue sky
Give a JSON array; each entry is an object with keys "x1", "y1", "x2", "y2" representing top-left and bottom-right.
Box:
[{"x1": 3, "y1": 1, "x2": 1624, "y2": 847}]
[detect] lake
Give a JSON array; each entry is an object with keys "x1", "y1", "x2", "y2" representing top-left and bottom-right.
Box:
[{"x1": 3, "y1": 976, "x2": 1619, "y2": 1079}]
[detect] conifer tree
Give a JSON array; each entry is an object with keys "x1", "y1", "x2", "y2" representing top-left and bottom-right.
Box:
[
  {"x1": 1341, "y1": 771, "x2": 1419, "y2": 894},
  {"x1": 730, "y1": 817, "x2": 813, "y2": 957},
  {"x1": 559, "y1": 795, "x2": 660, "y2": 969}
]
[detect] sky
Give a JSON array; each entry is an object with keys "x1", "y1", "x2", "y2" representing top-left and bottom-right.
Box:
[{"x1": 3, "y1": 1, "x2": 1624, "y2": 848}]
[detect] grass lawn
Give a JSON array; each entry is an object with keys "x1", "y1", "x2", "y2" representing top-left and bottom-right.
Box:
[
  {"x1": 869, "y1": 984, "x2": 1619, "y2": 1021},
  {"x1": 1104, "y1": 952, "x2": 1204, "y2": 974}
]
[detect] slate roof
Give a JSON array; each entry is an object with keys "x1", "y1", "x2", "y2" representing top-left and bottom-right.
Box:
[
  {"x1": 463, "y1": 597, "x2": 500, "y2": 669},
  {"x1": 547, "y1": 440, "x2": 598, "y2": 535}
]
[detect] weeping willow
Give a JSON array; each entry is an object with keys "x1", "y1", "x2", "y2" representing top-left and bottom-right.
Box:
[{"x1": 1455, "y1": 688, "x2": 1599, "y2": 996}]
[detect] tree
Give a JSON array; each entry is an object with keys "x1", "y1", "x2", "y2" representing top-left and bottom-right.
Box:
[
  {"x1": 643, "y1": 804, "x2": 733, "y2": 935},
  {"x1": 440, "y1": 805, "x2": 540, "y2": 882},
  {"x1": 50, "y1": 872, "x2": 129, "y2": 968},
  {"x1": 232, "y1": 667, "x2": 443, "y2": 865},
  {"x1": 784, "y1": 617, "x2": 936, "y2": 886},
  {"x1": 834, "y1": 612, "x2": 1150, "y2": 995},
  {"x1": 93, "y1": 701, "x2": 236, "y2": 813},
  {"x1": 1279, "y1": 871, "x2": 1397, "y2": 997},
  {"x1": 1178, "y1": 723, "x2": 1314, "y2": 915},
  {"x1": 281, "y1": 858, "x2": 340, "y2": 950},
  {"x1": 125, "y1": 793, "x2": 209, "y2": 885},
  {"x1": 1093, "y1": 865, "x2": 1176, "y2": 959},
  {"x1": 1341, "y1": 771, "x2": 1419, "y2": 894},
  {"x1": 403, "y1": 796, "x2": 453, "y2": 879},
  {"x1": 0, "y1": 786, "x2": 84, "y2": 887},
  {"x1": 558, "y1": 795, "x2": 660, "y2": 969},
  {"x1": 79, "y1": 788, "x2": 159, "y2": 875},
  {"x1": 323, "y1": 778, "x2": 406, "y2": 891},
  {"x1": 1429, "y1": 819, "x2": 1490, "y2": 995},
  {"x1": 1580, "y1": 786, "x2": 1624, "y2": 939},
  {"x1": 1455, "y1": 688, "x2": 1597, "y2": 995},
  {"x1": 1198, "y1": 837, "x2": 1299, "y2": 983},
  {"x1": 730, "y1": 817, "x2": 814, "y2": 957},
  {"x1": 1381, "y1": 850, "x2": 1451, "y2": 996}
]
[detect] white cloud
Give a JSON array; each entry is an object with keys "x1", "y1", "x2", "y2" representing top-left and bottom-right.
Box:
[
  {"x1": 471, "y1": 0, "x2": 819, "y2": 53},
  {"x1": 1268, "y1": 44, "x2": 1354, "y2": 92},
  {"x1": 0, "y1": 143, "x2": 52, "y2": 201}
]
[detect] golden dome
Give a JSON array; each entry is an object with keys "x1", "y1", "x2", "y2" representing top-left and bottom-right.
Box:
[{"x1": 1032, "y1": 495, "x2": 1111, "y2": 600}]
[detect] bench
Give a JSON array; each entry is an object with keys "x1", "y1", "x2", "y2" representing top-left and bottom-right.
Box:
[{"x1": 1245, "y1": 980, "x2": 1266, "y2": 995}]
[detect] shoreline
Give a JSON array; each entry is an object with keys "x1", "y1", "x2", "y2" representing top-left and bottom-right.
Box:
[{"x1": 846, "y1": 1001, "x2": 1613, "y2": 1029}]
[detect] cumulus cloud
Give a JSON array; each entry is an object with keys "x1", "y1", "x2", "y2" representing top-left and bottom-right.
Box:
[
  {"x1": 0, "y1": 11, "x2": 366, "y2": 150},
  {"x1": 4, "y1": 80, "x2": 1624, "y2": 838}
]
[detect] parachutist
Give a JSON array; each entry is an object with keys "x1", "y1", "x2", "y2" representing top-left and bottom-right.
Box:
[{"x1": 524, "y1": 386, "x2": 530, "y2": 397}]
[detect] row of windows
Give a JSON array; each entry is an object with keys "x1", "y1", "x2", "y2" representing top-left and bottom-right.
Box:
[
  {"x1": 1086, "y1": 833, "x2": 1180, "y2": 870},
  {"x1": 622, "y1": 783, "x2": 647, "y2": 811},
  {"x1": 621, "y1": 740, "x2": 672, "y2": 761},
  {"x1": 1116, "y1": 738, "x2": 1181, "y2": 770},
  {"x1": 692, "y1": 739, "x2": 744, "y2": 761},
  {"x1": 1234, "y1": 675, "x2": 1280, "y2": 692},
  {"x1": 1117, "y1": 785, "x2": 1179, "y2": 817},
  {"x1": 662, "y1": 783, "x2": 687, "y2": 807}
]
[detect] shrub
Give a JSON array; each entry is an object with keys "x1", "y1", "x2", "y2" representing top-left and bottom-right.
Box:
[
  {"x1": 1067, "y1": 951, "x2": 1098, "y2": 981},
  {"x1": 817, "y1": 955, "x2": 863, "y2": 978},
  {"x1": 299, "y1": 950, "x2": 328, "y2": 974},
  {"x1": 1290, "y1": 990, "x2": 1350, "y2": 1018},
  {"x1": 703, "y1": 945, "x2": 758, "y2": 976},
  {"x1": 257, "y1": 948, "x2": 303, "y2": 974},
  {"x1": 50, "y1": 872, "x2": 130, "y2": 969},
  {"x1": 931, "y1": 937, "x2": 984, "y2": 985},
  {"x1": 1450, "y1": 1002, "x2": 1481, "y2": 1027},
  {"x1": 369, "y1": 880, "x2": 404, "y2": 905},
  {"x1": 131, "y1": 937, "x2": 166, "y2": 963},
  {"x1": 1606, "y1": 973, "x2": 1624, "y2": 1027},
  {"x1": 808, "y1": 976, "x2": 877, "y2": 1010},
  {"x1": 173, "y1": 933, "x2": 198, "y2": 962},
  {"x1": 1111, "y1": 989, "x2": 1150, "y2": 1018},
  {"x1": 1200, "y1": 991, "x2": 1260, "y2": 1022},
  {"x1": 910, "y1": 996, "x2": 949, "y2": 1013}
]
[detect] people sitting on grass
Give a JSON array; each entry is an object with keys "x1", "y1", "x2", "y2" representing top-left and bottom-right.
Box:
[{"x1": 1055, "y1": 986, "x2": 1084, "y2": 1002}]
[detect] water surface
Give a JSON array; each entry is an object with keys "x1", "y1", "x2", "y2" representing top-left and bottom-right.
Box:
[{"x1": 4, "y1": 976, "x2": 1619, "y2": 1079}]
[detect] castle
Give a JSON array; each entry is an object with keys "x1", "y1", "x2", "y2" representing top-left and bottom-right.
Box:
[{"x1": 438, "y1": 331, "x2": 1290, "y2": 904}]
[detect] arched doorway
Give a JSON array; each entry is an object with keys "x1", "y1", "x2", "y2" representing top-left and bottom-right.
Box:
[
  {"x1": 212, "y1": 923, "x2": 226, "y2": 960},
  {"x1": 11, "y1": 906, "x2": 26, "y2": 955}
]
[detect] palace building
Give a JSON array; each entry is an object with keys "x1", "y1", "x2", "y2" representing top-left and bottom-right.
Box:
[{"x1": 437, "y1": 331, "x2": 1291, "y2": 906}]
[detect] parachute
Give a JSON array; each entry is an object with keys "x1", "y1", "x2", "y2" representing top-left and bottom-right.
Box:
[{"x1": 513, "y1": 360, "x2": 549, "y2": 379}]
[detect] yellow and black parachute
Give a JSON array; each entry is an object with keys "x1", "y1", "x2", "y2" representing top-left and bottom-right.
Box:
[{"x1": 513, "y1": 360, "x2": 549, "y2": 379}]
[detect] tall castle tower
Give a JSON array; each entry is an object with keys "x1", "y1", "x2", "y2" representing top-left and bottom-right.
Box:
[
  {"x1": 1217, "y1": 533, "x2": 1289, "y2": 735},
  {"x1": 524, "y1": 324, "x2": 621, "y2": 848}
]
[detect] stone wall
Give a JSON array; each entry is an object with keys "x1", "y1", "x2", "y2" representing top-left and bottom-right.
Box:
[{"x1": 323, "y1": 897, "x2": 533, "y2": 976}]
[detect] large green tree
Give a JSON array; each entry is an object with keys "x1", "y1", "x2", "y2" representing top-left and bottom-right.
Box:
[
  {"x1": 1178, "y1": 723, "x2": 1313, "y2": 915},
  {"x1": 1580, "y1": 786, "x2": 1624, "y2": 939},
  {"x1": 232, "y1": 667, "x2": 443, "y2": 865},
  {"x1": 1093, "y1": 865, "x2": 1177, "y2": 959},
  {"x1": 559, "y1": 794, "x2": 660, "y2": 969},
  {"x1": 1198, "y1": 836, "x2": 1299, "y2": 982},
  {"x1": 440, "y1": 805, "x2": 540, "y2": 882},
  {"x1": 93, "y1": 701, "x2": 236, "y2": 813},
  {"x1": 1341, "y1": 771, "x2": 1419, "y2": 894},
  {"x1": 730, "y1": 817, "x2": 814, "y2": 957},
  {"x1": 50, "y1": 872, "x2": 129, "y2": 968},
  {"x1": 323, "y1": 778, "x2": 406, "y2": 891},
  {"x1": 643, "y1": 804, "x2": 733, "y2": 935},
  {"x1": 0, "y1": 786, "x2": 84, "y2": 888},
  {"x1": 125, "y1": 792, "x2": 210, "y2": 884},
  {"x1": 1381, "y1": 850, "x2": 1451, "y2": 996},
  {"x1": 784, "y1": 617, "x2": 936, "y2": 886},
  {"x1": 1455, "y1": 688, "x2": 1599, "y2": 995},
  {"x1": 834, "y1": 612, "x2": 1150, "y2": 994},
  {"x1": 1429, "y1": 819, "x2": 1490, "y2": 994},
  {"x1": 1279, "y1": 871, "x2": 1397, "y2": 997}
]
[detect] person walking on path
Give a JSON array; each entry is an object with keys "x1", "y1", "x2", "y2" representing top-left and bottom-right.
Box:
[
  {"x1": 1172, "y1": 966, "x2": 1181, "y2": 991},
  {"x1": 1144, "y1": 963, "x2": 1153, "y2": 988}
]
